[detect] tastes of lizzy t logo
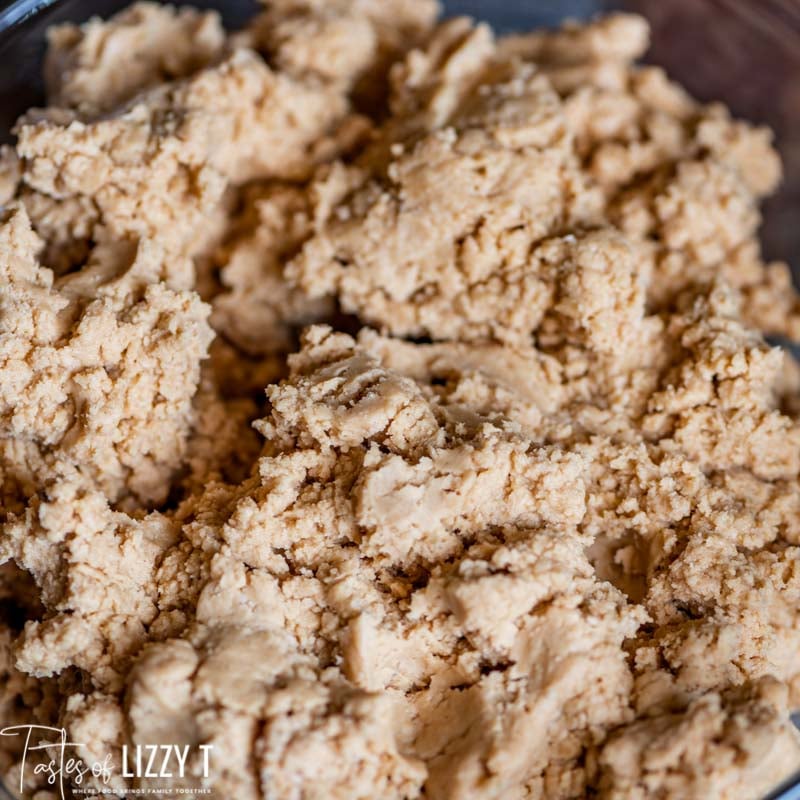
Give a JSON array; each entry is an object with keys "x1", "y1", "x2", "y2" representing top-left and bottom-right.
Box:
[{"x1": 0, "y1": 725, "x2": 214, "y2": 798}]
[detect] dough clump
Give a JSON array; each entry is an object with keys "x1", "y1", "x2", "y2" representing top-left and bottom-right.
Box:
[{"x1": 1, "y1": 4, "x2": 800, "y2": 800}]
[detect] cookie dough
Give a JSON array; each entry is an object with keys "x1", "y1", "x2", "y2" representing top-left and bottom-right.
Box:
[{"x1": 1, "y1": 4, "x2": 800, "y2": 800}]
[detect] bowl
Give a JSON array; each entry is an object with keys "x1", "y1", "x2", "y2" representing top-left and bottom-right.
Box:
[{"x1": 0, "y1": 1, "x2": 799, "y2": 799}]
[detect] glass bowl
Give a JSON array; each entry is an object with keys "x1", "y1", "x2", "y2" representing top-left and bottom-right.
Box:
[{"x1": 0, "y1": 1, "x2": 799, "y2": 799}]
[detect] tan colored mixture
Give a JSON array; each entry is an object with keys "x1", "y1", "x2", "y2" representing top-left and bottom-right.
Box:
[{"x1": 1, "y1": 2, "x2": 800, "y2": 799}]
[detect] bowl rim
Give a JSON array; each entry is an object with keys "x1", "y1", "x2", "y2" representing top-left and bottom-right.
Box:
[{"x1": 0, "y1": 0, "x2": 61, "y2": 34}]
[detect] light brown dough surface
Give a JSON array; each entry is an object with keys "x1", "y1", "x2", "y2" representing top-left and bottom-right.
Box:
[
  {"x1": 0, "y1": 204, "x2": 213, "y2": 512},
  {"x1": 289, "y1": 14, "x2": 797, "y2": 342},
  {"x1": 44, "y1": 2, "x2": 227, "y2": 114},
  {"x1": 1, "y1": 4, "x2": 800, "y2": 800}
]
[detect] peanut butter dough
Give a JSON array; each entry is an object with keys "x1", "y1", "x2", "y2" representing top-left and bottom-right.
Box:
[{"x1": 1, "y1": 4, "x2": 800, "y2": 800}]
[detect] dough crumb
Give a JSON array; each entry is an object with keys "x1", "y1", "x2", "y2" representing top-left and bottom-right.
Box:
[{"x1": 44, "y1": 2, "x2": 227, "y2": 114}]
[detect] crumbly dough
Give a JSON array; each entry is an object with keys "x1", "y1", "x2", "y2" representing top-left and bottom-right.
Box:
[
  {"x1": 0, "y1": 204, "x2": 212, "y2": 512},
  {"x1": 1, "y1": 4, "x2": 800, "y2": 800},
  {"x1": 289, "y1": 14, "x2": 798, "y2": 342},
  {"x1": 44, "y1": 2, "x2": 227, "y2": 114},
  {"x1": 242, "y1": 0, "x2": 439, "y2": 96},
  {"x1": 15, "y1": 49, "x2": 351, "y2": 261},
  {"x1": 210, "y1": 180, "x2": 337, "y2": 357}
]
